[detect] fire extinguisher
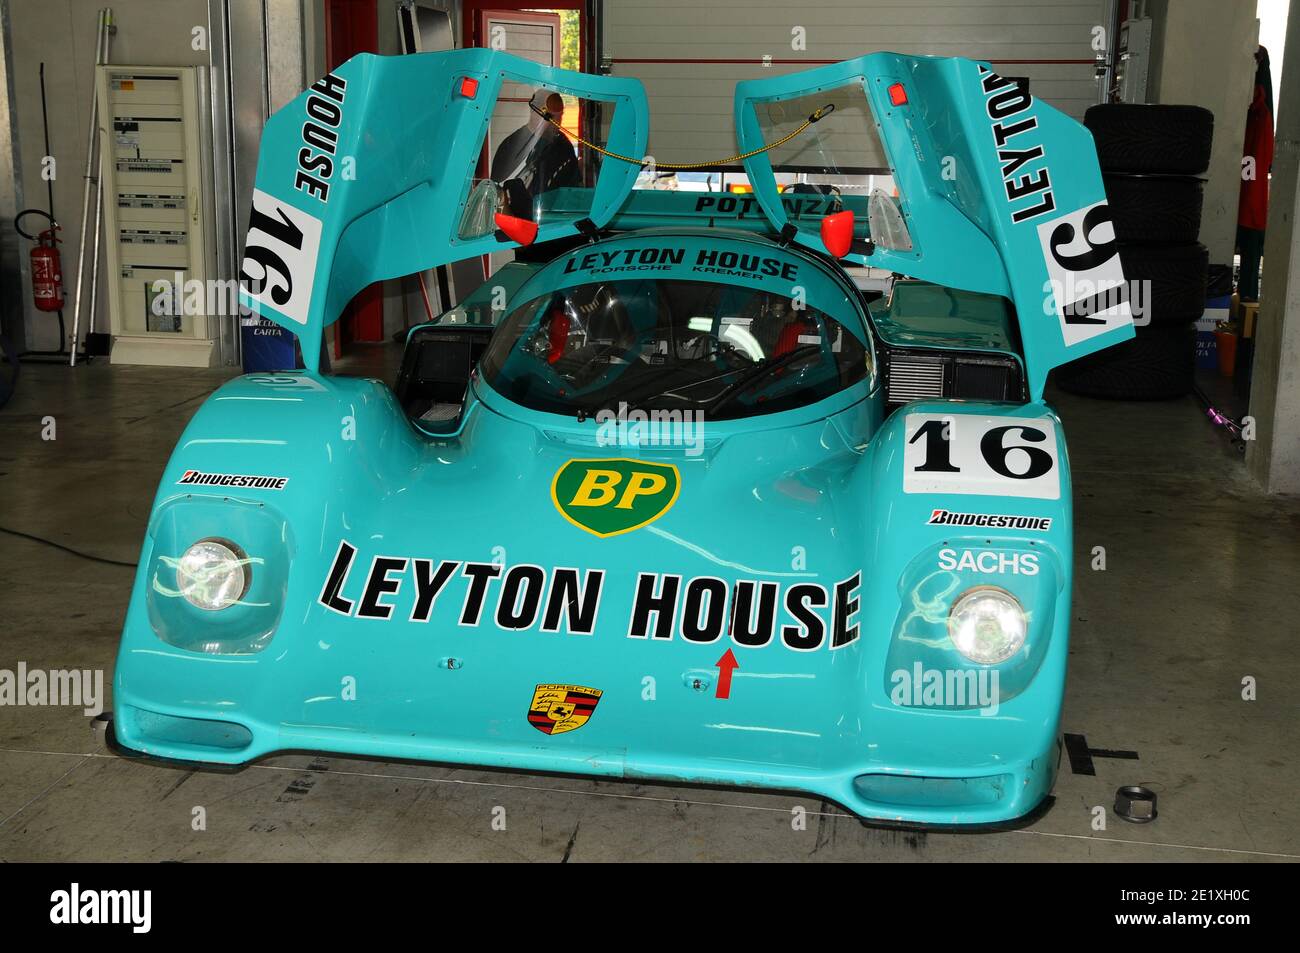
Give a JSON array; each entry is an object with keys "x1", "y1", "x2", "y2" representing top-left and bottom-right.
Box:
[
  {"x1": 31, "y1": 226, "x2": 64, "y2": 312},
  {"x1": 16, "y1": 209, "x2": 63, "y2": 312}
]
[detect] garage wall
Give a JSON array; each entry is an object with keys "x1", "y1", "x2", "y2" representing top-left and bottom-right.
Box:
[
  {"x1": 1145, "y1": 0, "x2": 1258, "y2": 266},
  {"x1": 7, "y1": 0, "x2": 211, "y2": 352},
  {"x1": 602, "y1": 0, "x2": 1109, "y2": 166},
  {"x1": 0, "y1": 2, "x2": 24, "y2": 353}
]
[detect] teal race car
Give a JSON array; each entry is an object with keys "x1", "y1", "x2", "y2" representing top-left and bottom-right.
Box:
[{"x1": 109, "y1": 50, "x2": 1134, "y2": 826}]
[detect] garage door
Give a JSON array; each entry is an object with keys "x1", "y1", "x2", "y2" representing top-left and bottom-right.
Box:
[
  {"x1": 477, "y1": 11, "x2": 564, "y2": 160},
  {"x1": 603, "y1": 0, "x2": 1107, "y2": 168}
]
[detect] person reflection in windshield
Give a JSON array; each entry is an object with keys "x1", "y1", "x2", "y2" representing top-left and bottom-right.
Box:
[{"x1": 490, "y1": 89, "x2": 581, "y2": 218}]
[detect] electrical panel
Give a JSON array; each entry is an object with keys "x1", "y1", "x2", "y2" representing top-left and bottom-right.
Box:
[
  {"x1": 96, "y1": 65, "x2": 217, "y2": 366},
  {"x1": 1117, "y1": 18, "x2": 1153, "y2": 105}
]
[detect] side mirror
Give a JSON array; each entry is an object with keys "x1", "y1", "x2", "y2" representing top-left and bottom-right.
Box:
[
  {"x1": 458, "y1": 179, "x2": 504, "y2": 239},
  {"x1": 394, "y1": 324, "x2": 495, "y2": 435}
]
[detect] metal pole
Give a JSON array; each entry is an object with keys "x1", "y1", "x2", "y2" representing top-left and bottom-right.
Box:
[
  {"x1": 207, "y1": 0, "x2": 241, "y2": 367},
  {"x1": 1097, "y1": 0, "x2": 1122, "y2": 105},
  {"x1": 68, "y1": 9, "x2": 107, "y2": 366},
  {"x1": 86, "y1": 153, "x2": 104, "y2": 348},
  {"x1": 85, "y1": 10, "x2": 113, "y2": 348}
]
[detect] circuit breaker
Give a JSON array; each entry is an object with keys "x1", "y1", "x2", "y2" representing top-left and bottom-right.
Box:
[{"x1": 96, "y1": 65, "x2": 217, "y2": 366}]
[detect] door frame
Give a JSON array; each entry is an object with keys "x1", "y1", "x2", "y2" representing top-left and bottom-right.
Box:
[{"x1": 462, "y1": 0, "x2": 587, "y2": 75}]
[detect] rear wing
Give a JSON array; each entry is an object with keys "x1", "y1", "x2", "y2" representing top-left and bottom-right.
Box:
[
  {"x1": 237, "y1": 50, "x2": 646, "y2": 371},
  {"x1": 736, "y1": 53, "x2": 1134, "y2": 400},
  {"x1": 537, "y1": 187, "x2": 869, "y2": 233}
]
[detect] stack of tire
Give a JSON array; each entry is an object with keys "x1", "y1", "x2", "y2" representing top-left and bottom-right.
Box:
[{"x1": 1055, "y1": 104, "x2": 1214, "y2": 399}]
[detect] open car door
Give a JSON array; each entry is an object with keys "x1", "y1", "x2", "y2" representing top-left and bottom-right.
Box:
[
  {"x1": 735, "y1": 54, "x2": 1135, "y2": 400},
  {"x1": 238, "y1": 50, "x2": 648, "y2": 371}
]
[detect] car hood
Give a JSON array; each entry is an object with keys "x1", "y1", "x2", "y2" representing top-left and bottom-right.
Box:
[{"x1": 392, "y1": 397, "x2": 874, "y2": 590}]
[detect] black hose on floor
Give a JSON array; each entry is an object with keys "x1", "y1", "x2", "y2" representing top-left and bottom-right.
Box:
[
  {"x1": 0, "y1": 525, "x2": 138, "y2": 568},
  {"x1": 0, "y1": 330, "x2": 17, "y2": 409}
]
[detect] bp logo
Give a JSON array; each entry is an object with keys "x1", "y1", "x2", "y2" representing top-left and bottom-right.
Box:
[{"x1": 551, "y1": 457, "x2": 681, "y2": 538}]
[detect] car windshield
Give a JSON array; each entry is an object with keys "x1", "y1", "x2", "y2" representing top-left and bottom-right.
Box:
[{"x1": 479, "y1": 278, "x2": 870, "y2": 420}]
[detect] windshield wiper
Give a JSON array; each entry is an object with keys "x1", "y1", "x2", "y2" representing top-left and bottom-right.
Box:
[
  {"x1": 613, "y1": 365, "x2": 746, "y2": 416},
  {"x1": 617, "y1": 392, "x2": 711, "y2": 418},
  {"x1": 615, "y1": 348, "x2": 819, "y2": 417},
  {"x1": 705, "y1": 345, "x2": 820, "y2": 415}
]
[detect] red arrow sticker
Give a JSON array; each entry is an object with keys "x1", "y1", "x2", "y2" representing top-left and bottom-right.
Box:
[{"x1": 715, "y1": 648, "x2": 739, "y2": 699}]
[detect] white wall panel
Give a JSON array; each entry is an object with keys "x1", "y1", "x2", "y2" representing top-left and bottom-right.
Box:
[{"x1": 603, "y1": 0, "x2": 1108, "y2": 166}]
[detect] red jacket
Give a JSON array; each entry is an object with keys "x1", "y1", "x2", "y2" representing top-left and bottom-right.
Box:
[{"x1": 1239, "y1": 81, "x2": 1274, "y2": 231}]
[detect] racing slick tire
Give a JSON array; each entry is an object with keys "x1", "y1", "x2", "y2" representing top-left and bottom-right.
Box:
[
  {"x1": 1054, "y1": 324, "x2": 1196, "y2": 400},
  {"x1": 1104, "y1": 174, "x2": 1204, "y2": 244},
  {"x1": 1118, "y1": 241, "x2": 1209, "y2": 327},
  {"x1": 1085, "y1": 104, "x2": 1214, "y2": 175}
]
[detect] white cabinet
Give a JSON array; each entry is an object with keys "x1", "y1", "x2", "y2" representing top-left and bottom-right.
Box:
[{"x1": 96, "y1": 65, "x2": 217, "y2": 367}]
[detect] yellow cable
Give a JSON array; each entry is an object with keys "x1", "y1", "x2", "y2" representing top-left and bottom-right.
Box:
[{"x1": 530, "y1": 103, "x2": 834, "y2": 171}]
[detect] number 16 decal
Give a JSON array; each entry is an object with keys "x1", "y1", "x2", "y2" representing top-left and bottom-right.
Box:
[
  {"x1": 1037, "y1": 200, "x2": 1133, "y2": 348},
  {"x1": 903, "y1": 413, "x2": 1060, "y2": 500},
  {"x1": 239, "y1": 189, "x2": 323, "y2": 327}
]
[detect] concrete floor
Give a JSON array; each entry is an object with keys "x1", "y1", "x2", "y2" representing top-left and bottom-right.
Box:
[{"x1": 1, "y1": 346, "x2": 1297, "y2": 862}]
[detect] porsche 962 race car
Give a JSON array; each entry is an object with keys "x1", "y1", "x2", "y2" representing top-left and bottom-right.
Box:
[{"x1": 109, "y1": 50, "x2": 1134, "y2": 826}]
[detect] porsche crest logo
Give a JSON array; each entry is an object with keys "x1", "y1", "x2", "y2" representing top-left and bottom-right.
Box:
[
  {"x1": 551, "y1": 458, "x2": 680, "y2": 538},
  {"x1": 527, "y1": 684, "x2": 603, "y2": 735}
]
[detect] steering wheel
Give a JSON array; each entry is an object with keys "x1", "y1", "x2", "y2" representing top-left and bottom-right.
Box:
[{"x1": 545, "y1": 342, "x2": 625, "y2": 391}]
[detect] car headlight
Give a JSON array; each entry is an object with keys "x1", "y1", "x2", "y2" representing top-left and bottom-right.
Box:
[
  {"x1": 177, "y1": 538, "x2": 250, "y2": 611},
  {"x1": 947, "y1": 586, "x2": 1026, "y2": 664}
]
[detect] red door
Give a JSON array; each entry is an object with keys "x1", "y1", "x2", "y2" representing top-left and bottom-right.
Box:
[{"x1": 325, "y1": 0, "x2": 384, "y2": 356}]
